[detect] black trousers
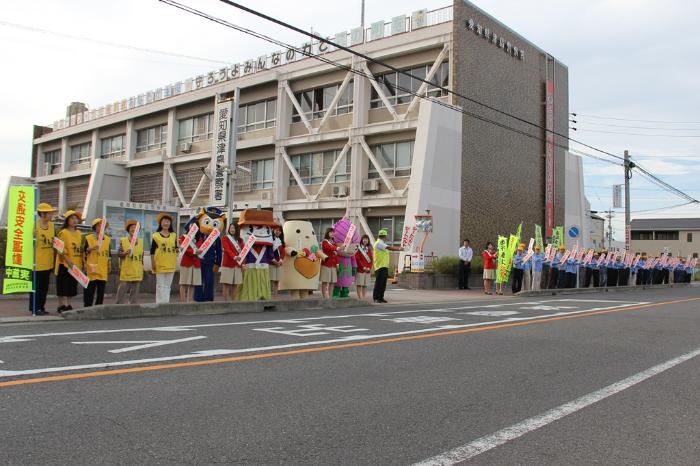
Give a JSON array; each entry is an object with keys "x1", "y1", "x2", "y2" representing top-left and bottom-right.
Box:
[
  {"x1": 548, "y1": 267, "x2": 559, "y2": 289},
  {"x1": 84, "y1": 280, "x2": 106, "y2": 307},
  {"x1": 511, "y1": 268, "x2": 524, "y2": 294},
  {"x1": 652, "y1": 269, "x2": 662, "y2": 284},
  {"x1": 458, "y1": 261, "x2": 471, "y2": 289},
  {"x1": 618, "y1": 268, "x2": 630, "y2": 286},
  {"x1": 607, "y1": 268, "x2": 618, "y2": 287},
  {"x1": 662, "y1": 269, "x2": 670, "y2": 284},
  {"x1": 542, "y1": 265, "x2": 550, "y2": 289},
  {"x1": 373, "y1": 267, "x2": 389, "y2": 301},
  {"x1": 584, "y1": 268, "x2": 599, "y2": 288},
  {"x1": 557, "y1": 269, "x2": 567, "y2": 288},
  {"x1": 29, "y1": 270, "x2": 51, "y2": 313}
]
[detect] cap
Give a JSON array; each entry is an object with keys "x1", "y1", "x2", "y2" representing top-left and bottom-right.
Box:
[
  {"x1": 156, "y1": 212, "x2": 174, "y2": 225},
  {"x1": 378, "y1": 229, "x2": 388, "y2": 237},
  {"x1": 237, "y1": 208, "x2": 279, "y2": 227},
  {"x1": 91, "y1": 218, "x2": 108, "y2": 228},
  {"x1": 125, "y1": 219, "x2": 138, "y2": 232},
  {"x1": 37, "y1": 203, "x2": 57, "y2": 213},
  {"x1": 63, "y1": 210, "x2": 83, "y2": 222},
  {"x1": 559, "y1": 245, "x2": 566, "y2": 251}
]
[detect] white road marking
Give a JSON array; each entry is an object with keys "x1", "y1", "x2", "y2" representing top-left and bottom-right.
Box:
[
  {"x1": 253, "y1": 324, "x2": 369, "y2": 337},
  {"x1": 0, "y1": 299, "x2": 647, "y2": 343},
  {"x1": 520, "y1": 305, "x2": 577, "y2": 311},
  {"x1": 463, "y1": 311, "x2": 520, "y2": 317},
  {"x1": 383, "y1": 316, "x2": 460, "y2": 324},
  {"x1": 71, "y1": 336, "x2": 207, "y2": 353},
  {"x1": 0, "y1": 302, "x2": 648, "y2": 378},
  {"x1": 413, "y1": 346, "x2": 700, "y2": 465}
]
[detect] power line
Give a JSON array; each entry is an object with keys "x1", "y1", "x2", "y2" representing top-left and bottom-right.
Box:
[
  {"x1": 159, "y1": 0, "x2": 698, "y2": 206},
  {"x1": 571, "y1": 113, "x2": 700, "y2": 124},
  {"x1": 0, "y1": 20, "x2": 229, "y2": 65},
  {"x1": 573, "y1": 121, "x2": 700, "y2": 131},
  {"x1": 573, "y1": 128, "x2": 700, "y2": 138}
]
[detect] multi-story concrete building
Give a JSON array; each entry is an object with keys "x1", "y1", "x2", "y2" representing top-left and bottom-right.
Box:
[
  {"x1": 630, "y1": 217, "x2": 700, "y2": 259},
  {"x1": 29, "y1": 1, "x2": 569, "y2": 263}
]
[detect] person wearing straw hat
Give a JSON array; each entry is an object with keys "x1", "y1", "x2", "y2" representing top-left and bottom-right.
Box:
[
  {"x1": 530, "y1": 245, "x2": 545, "y2": 291},
  {"x1": 150, "y1": 212, "x2": 177, "y2": 303},
  {"x1": 30, "y1": 203, "x2": 57, "y2": 315},
  {"x1": 116, "y1": 219, "x2": 143, "y2": 304},
  {"x1": 55, "y1": 210, "x2": 84, "y2": 313},
  {"x1": 83, "y1": 218, "x2": 111, "y2": 307},
  {"x1": 511, "y1": 243, "x2": 525, "y2": 294}
]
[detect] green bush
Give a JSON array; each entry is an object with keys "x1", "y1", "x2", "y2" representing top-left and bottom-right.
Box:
[
  {"x1": 432, "y1": 256, "x2": 461, "y2": 275},
  {"x1": 470, "y1": 256, "x2": 484, "y2": 272}
]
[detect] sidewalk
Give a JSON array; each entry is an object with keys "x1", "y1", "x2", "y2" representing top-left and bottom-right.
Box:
[{"x1": 0, "y1": 286, "x2": 504, "y2": 322}]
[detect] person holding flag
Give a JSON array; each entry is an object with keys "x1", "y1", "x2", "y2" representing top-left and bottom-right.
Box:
[
  {"x1": 83, "y1": 218, "x2": 111, "y2": 307},
  {"x1": 355, "y1": 234, "x2": 373, "y2": 300},
  {"x1": 584, "y1": 252, "x2": 600, "y2": 288},
  {"x1": 31, "y1": 203, "x2": 57, "y2": 315},
  {"x1": 530, "y1": 245, "x2": 545, "y2": 291},
  {"x1": 482, "y1": 241, "x2": 497, "y2": 295},
  {"x1": 220, "y1": 222, "x2": 244, "y2": 301},
  {"x1": 116, "y1": 219, "x2": 143, "y2": 304},
  {"x1": 564, "y1": 251, "x2": 579, "y2": 288},
  {"x1": 54, "y1": 210, "x2": 85, "y2": 313},
  {"x1": 150, "y1": 212, "x2": 177, "y2": 303},
  {"x1": 178, "y1": 223, "x2": 202, "y2": 303},
  {"x1": 511, "y1": 244, "x2": 525, "y2": 294}
]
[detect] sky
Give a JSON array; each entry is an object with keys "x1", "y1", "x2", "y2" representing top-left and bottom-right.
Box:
[{"x1": 1, "y1": 0, "x2": 699, "y2": 238}]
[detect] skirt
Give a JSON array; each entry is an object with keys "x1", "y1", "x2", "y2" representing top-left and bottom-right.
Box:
[
  {"x1": 56, "y1": 265, "x2": 78, "y2": 297},
  {"x1": 220, "y1": 266, "x2": 243, "y2": 285},
  {"x1": 355, "y1": 271, "x2": 370, "y2": 287},
  {"x1": 483, "y1": 268, "x2": 496, "y2": 280},
  {"x1": 269, "y1": 265, "x2": 283, "y2": 282},
  {"x1": 238, "y1": 267, "x2": 271, "y2": 301},
  {"x1": 179, "y1": 266, "x2": 202, "y2": 286},
  {"x1": 320, "y1": 265, "x2": 338, "y2": 283}
]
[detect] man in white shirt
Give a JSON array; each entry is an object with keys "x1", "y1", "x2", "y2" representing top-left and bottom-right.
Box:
[{"x1": 458, "y1": 239, "x2": 473, "y2": 290}]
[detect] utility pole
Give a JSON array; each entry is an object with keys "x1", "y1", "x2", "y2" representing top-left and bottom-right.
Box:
[
  {"x1": 360, "y1": 0, "x2": 365, "y2": 32},
  {"x1": 624, "y1": 150, "x2": 635, "y2": 252}
]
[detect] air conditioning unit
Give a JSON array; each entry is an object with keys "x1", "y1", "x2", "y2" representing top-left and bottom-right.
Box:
[
  {"x1": 180, "y1": 142, "x2": 192, "y2": 153},
  {"x1": 362, "y1": 179, "x2": 380, "y2": 192},
  {"x1": 332, "y1": 185, "x2": 347, "y2": 197}
]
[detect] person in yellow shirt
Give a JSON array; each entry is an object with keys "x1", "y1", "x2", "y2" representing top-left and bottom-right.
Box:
[
  {"x1": 116, "y1": 219, "x2": 143, "y2": 304},
  {"x1": 55, "y1": 210, "x2": 84, "y2": 313},
  {"x1": 150, "y1": 212, "x2": 177, "y2": 303},
  {"x1": 30, "y1": 203, "x2": 57, "y2": 315},
  {"x1": 83, "y1": 218, "x2": 111, "y2": 307},
  {"x1": 372, "y1": 229, "x2": 403, "y2": 303}
]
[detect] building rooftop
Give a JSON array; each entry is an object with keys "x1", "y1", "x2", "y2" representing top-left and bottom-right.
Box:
[{"x1": 631, "y1": 217, "x2": 700, "y2": 230}]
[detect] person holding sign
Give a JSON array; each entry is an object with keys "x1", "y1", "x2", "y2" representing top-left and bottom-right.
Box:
[
  {"x1": 221, "y1": 222, "x2": 244, "y2": 301},
  {"x1": 150, "y1": 213, "x2": 177, "y2": 304},
  {"x1": 354, "y1": 234, "x2": 373, "y2": 300},
  {"x1": 178, "y1": 223, "x2": 202, "y2": 303},
  {"x1": 54, "y1": 210, "x2": 85, "y2": 313},
  {"x1": 31, "y1": 203, "x2": 57, "y2": 315},
  {"x1": 372, "y1": 229, "x2": 402, "y2": 303},
  {"x1": 511, "y1": 244, "x2": 525, "y2": 294},
  {"x1": 270, "y1": 226, "x2": 286, "y2": 298},
  {"x1": 83, "y1": 218, "x2": 111, "y2": 307},
  {"x1": 482, "y1": 242, "x2": 497, "y2": 295},
  {"x1": 530, "y1": 245, "x2": 545, "y2": 291},
  {"x1": 191, "y1": 207, "x2": 224, "y2": 303},
  {"x1": 320, "y1": 227, "x2": 341, "y2": 299},
  {"x1": 116, "y1": 220, "x2": 143, "y2": 304}
]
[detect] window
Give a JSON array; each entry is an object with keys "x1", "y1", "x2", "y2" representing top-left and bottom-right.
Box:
[
  {"x1": 178, "y1": 113, "x2": 214, "y2": 143},
  {"x1": 69, "y1": 143, "x2": 91, "y2": 166},
  {"x1": 367, "y1": 215, "x2": 405, "y2": 245},
  {"x1": 43, "y1": 150, "x2": 61, "y2": 172},
  {"x1": 136, "y1": 125, "x2": 167, "y2": 152},
  {"x1": 370, "y1": 61, "x2": 449, "y2": 108},
  {"x1": 655, "y1": 231, "x2": 679, "y2": 241},
  {"x1": 368, "y1": 141, "x2": 414, "y2": 178},
  {"x1": 309, "y1": 218, "x2": 338, "y2": 243},
  {"x1": 688, "y1": 232, "x2": 693, "y2": 243},
  {"x1": 289, "y1": 150, "x2": 351, "y2": 185},
  {"x1": 251, "y1": 159, "x2": 274, "y2": 190},
  {"x1": 631, "y1": 230, "x2": 653, "y2": 241},
  {"x1": 292, "y1": 81, "x2": 354, "y2": 122},
  {"x1": 237, "y1": 99, "x2": 277, "y2": 133},
  {"x1": 100, "y1": 135, "x2": 125, "y2": 159}
]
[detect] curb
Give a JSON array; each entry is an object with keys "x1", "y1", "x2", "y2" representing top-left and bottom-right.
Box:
[
  {"x1": 516, "y1": 283, "x2": 691, "y2": 298},
  {"x1": 0, "y1": 315, "x2": 65, "y2": 324},
  {"x1": 60, "y1": 298, "x2": 367, "y2": 321}
]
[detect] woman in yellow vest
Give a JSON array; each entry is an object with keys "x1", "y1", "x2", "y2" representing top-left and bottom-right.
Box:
[
  {"x1": 150, "y1": 212, "x2": 177, "y2": 303},
  {"x1": 83, "y1": 218, "x2": 111, "y2": 307},
  {"x1": 372, "y1": 228, "x2": 402, "y2": 304},
  {"x1": 116, "y1": 219, "x2": 143, "y2": 304},
  {"x1": 55, "y1": 210, "x2": 84, "y2": 313},
  {"x1": 31, "y1": 203, "x2": 57, "y2": 315}
]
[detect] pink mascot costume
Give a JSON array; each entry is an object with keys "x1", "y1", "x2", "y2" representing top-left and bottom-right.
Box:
[{"x1": 332, "y1": 218, "x2": 359, "y2": 298}]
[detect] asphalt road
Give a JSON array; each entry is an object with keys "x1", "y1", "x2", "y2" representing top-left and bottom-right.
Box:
[{"x1": 1, "y1": 287, "x2": 699, "y2": 465}]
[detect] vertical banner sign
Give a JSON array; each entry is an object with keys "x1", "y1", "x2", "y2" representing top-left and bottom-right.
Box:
[
  {"x1": 496, "y1": 235, "x2": 508, "y2": 284},
  {"x1": 545, "y1": 79, "x2": 555, "y2": 238},
  {"x1": 544, "y1": 244, "x2": 552, "y2": 261},
  {"x1": 211, "y1": 99, "x2": 233, "y2": 207},
  {"x1": 400, "y1": 226, "x2": 411, "y2": 249},
  {"x1": 342, "y1": 223, "x2": 357, "y2": 248},
  {"x1": 613, "y1": 185, "x2": 623, "y2": 209},
  {"x1": 96, "y1": 218, "x2": 106, "y2": 249},
  {"x1": 3, "y1": 185, "x2": 35, "y2": 294},
  {"x1": 535, "y1": 224, "x2": 543, "y2": 251},
  {"x1": 236, "y1": 235, "x2": 257, "y2": 264},
  {"x1": 197, "y1": 228, "x2": 221, "y2": 258},
  {"x1": 177, "y1": 222, "x2": 199, "y2": 264},
  {"x1": 625, "y1": 224, "x2": 631, "y2": 251},
  {"x1": 129, "y1": 221, "x2": 141, "y2": 257}
]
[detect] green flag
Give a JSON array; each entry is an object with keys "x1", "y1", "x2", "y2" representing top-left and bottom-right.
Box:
[
  {"x1": 535, "y1": 224, "x2": 543, "y2": 251},
  {"x1": 4, "y1": 185, "x2": 36, "y2": 294},
  {"x1": 496, "y1": 235, "x2": 508, "y2": 284}
]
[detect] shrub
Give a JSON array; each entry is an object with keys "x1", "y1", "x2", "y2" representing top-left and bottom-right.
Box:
[
  {"x1": 432, "y1": 256, "x2": 461, "y2": 275},
  {"x1": 470, "y1": 256, "x2": 484, "y2": 272}
]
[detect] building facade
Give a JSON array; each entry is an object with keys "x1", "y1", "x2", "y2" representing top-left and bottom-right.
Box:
[
  {"x1": 630, "y1": 218, "x2": 700, "y2": 259},
  {"x1": 30, "y1": 1, "x2": 568, "y2": 262}
]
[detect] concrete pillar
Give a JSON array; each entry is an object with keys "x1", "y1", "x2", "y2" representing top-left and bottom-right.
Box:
[
  {"x1": 91, "y1": 129, "x2": 99, "y2": 161},
  {"x1": 162, "y1": 109, "x2": 178, "y2": 205},
  {"x1": 60, "y1": 137, "x2": 69, "y2": 174},
  {"x1": 125, "y1": 119, "x2": 136, "y2": 162},
  {"x1": 272, "y1": 78, "x2": 292, "y2": 214},
  {"x1": 348, "y1": 57, "x2": 371, "y2": 229}
]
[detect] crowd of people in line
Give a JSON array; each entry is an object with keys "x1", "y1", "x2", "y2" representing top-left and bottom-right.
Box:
[
  {"x1": 465, "y1": 240, "x2": 696, "y2": 296},
  {"x1": 28, "y1": 203, "x2": 405, "y2": 315}
]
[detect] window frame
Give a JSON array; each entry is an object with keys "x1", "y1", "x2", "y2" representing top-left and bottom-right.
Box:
[
  {"x1": 366, "y1": 215, "x2": 405, "y2": 245},
  {"x1": 69, "y1": 142, "x2": 92, "y2": 166},
  {"x1": 251, "y1": 158, "x2": 275, "y2": 190},
  {"x1": 100, "y1": 134, "x2": 126, "y2": 159},
  {"x1": 370, "y1": 62, "x2": 449, "y2": 109},
  {"x1": 177, "y1": 113, "x2": 214, "y2": 144},
  {"x1": 292, "y1": 81, "x2": 354, "y2": 123},
  {"x1": 237, "y1": 98, "x2": 277, "y2": 133},
  {"x1": 136, "y1": 124, "x2": 167, "y2": 152},
  {"x1": 288, "y1": 150, "x2": 351, "y2": 186},
  {"x1": 43, "y1": 149, "x2": 62, "y2": 171},
  {"x1": 368, "y1": 140, "x2": 414, "y2": 179}
]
